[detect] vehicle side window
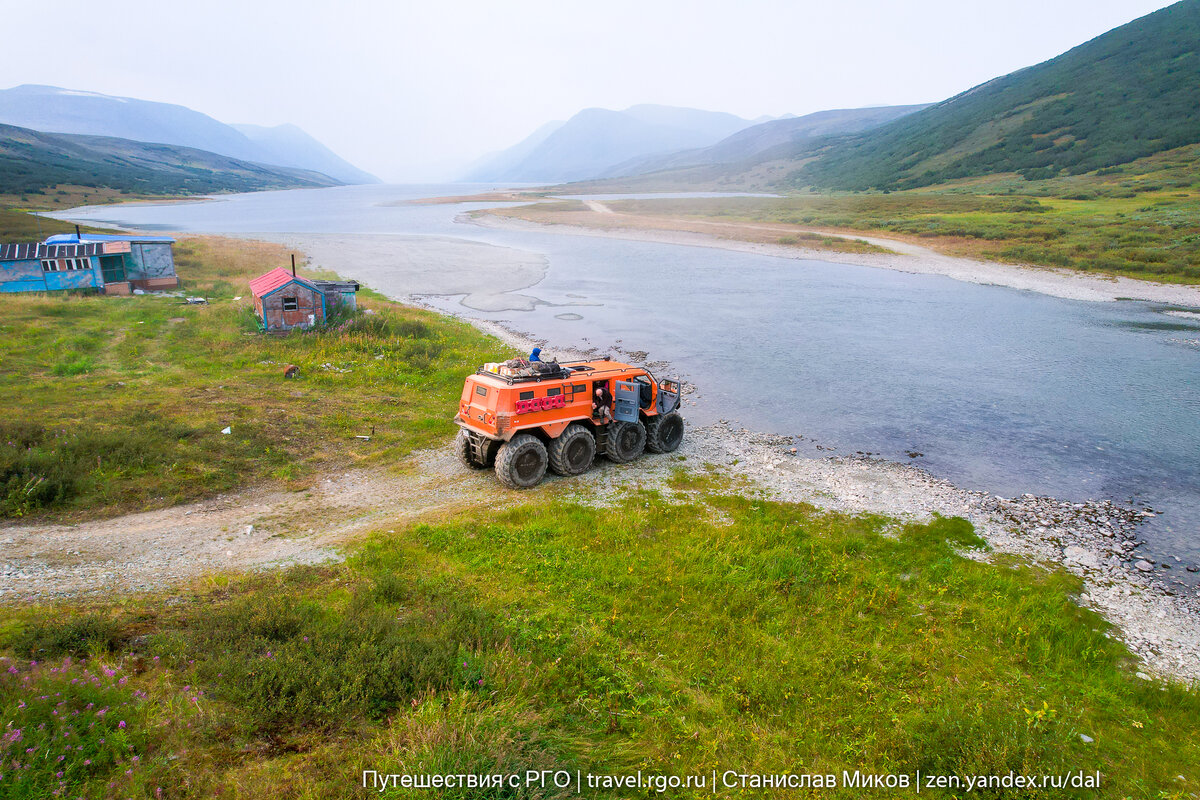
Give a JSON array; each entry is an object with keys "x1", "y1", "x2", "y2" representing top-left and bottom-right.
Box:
[
  {"x1": 475, "y1": 386, "x2": 488, "y2": 397},
  {"x1": 547, "y1": 387, "x2": 561, "y2": 396},
  {"x1": 519, "y1": 390, "x2": 534, "y2": 400},
  {"x1": 572, "y1": 384, "x2": 586, "y2": 394}
]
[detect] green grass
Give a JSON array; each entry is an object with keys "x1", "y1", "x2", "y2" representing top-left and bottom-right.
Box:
[
  {"x1": 0, "y1": 236, "x2": 512, "y2": 519},
  {"x1": 2, "y1": 492, "x2": 1197, "y2": 797}
]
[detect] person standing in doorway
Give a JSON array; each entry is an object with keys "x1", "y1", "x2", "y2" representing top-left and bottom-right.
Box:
[{"x1": 593, "y1": 382, "x2": 613, "y2": 424}]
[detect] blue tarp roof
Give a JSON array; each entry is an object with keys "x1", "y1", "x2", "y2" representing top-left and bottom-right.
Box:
[{"x1": 44, "y1": 233, "x2": 176, "y2": 245}]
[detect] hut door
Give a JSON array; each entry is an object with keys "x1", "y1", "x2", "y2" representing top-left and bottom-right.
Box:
[{"x1": 99, "y1": 255, "x2": 126, "y2": 283}]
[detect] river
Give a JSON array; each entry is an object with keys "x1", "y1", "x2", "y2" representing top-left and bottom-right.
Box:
[{"x1": 50, "y1": 183, "x2": 1200, "y2": 575}]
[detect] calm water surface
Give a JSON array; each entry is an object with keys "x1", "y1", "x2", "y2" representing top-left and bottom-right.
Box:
[{"x1": 52, "y1": 184, "x2": 1200, "y2": 572}]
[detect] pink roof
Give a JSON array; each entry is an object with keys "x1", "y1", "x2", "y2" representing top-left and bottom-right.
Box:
[{"x1": 249, "y1": 267, "x2": 318, "y2": 298}]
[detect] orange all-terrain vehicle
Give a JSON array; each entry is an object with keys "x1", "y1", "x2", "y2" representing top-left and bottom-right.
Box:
[{"x1": 454, "y1": 357, "x2": 684, "y2": 488}]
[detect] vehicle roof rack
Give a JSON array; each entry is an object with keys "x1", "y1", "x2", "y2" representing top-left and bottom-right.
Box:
[{"x1": 475, "y1": 365, "x2": 575, "y2": 384}]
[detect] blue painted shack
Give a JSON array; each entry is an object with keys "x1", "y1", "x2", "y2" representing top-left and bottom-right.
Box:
[
  {"x1": 0, "y1": 241, "x2": 105, "y2": 293},
  {"x1": 44, "y1": 233, "x2": 179, "y2": 293},
  {"x1": 0, "y1": 233, "x2": 179, "y2": 294}
]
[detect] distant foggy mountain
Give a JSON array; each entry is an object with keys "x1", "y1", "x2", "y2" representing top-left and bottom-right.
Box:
[
  {"x1": 610, "y1": 105, "x2": 932, "y2": 177},
  {"x1": 461, "y1": 120, "x2": 565, "y2": 183},
  {"x1": 232, "y1": 123, "x2": 378, "y2": 184},
  {"x1": 465, "y1": 104, "x2": 763, "y2": 183},
  {"x1": 0, "y1": 84, "x2": 376, "y2": 184}
]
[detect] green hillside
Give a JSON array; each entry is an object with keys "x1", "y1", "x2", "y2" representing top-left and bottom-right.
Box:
[
  {"x1": 0, "y1": 123, "x2": 342, "y2": 196},
  {"x1": 789, "y1": 0, "x2": 1200, "y2": 190}
]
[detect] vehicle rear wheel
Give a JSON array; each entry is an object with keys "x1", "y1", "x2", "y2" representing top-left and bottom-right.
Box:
[
  {"x1": 495, "y1": 433, "x2": 548, "y2": 489},
  {"x1": 645, "y1": 412, "x2": 685, "y2": 453},
  {"x1": 548, "y1": 424, "x2": 596, "y2": 476},
  {"x1": 604, "y1": 420, "x2": 646, "y2": 463},
  {"x1": 456, "y1": 429, "x2": 483, "y2": 469},
  {"x1": 455, "y1": 429, "x2": 498, "y2": 468}
]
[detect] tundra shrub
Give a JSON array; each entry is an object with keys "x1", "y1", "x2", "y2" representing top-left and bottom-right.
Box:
[{"x1": 188, "y1": 595, "x2": 460, "y2": 731}]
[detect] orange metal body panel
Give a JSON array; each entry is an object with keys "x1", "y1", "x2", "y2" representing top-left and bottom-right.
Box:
[{"x1": 455, "y1": 359, "x2": 658, "y2": 441}]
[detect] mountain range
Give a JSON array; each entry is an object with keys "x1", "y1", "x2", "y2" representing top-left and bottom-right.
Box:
[
  {"x1": 0, "y1": 85, "x2": 377, "y2": 185},
  {"x1": 605, "y1": 104, "x2": 931, "y2": 179},
  {"x1": 0, "y1": 123, "x2": 342, "y2": 196},
  {"x1": 788, "y1": 0, "x2": 1200, "y2": 190},
  {"x1": 464, "y1": 105, "x2": 767, "y2": 183},
  {"x1": 485, "y1": 1, "x2": 1200, "y2": 193},
  {"x1": 4, "y1": 0, "x2": 1197, "y2": 198}
]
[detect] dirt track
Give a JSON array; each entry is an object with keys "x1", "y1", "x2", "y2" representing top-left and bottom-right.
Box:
[
  {"x1": 0, "y1": 449, "x2": 500, "y2": 599},
  {"x1": 0, "y1": 436, "x2": 681, "y2": 601}
]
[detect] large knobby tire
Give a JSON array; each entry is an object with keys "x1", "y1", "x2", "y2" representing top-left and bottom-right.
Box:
[
  {"x1": 646, "y1": 412, "x2": 685, "y2": 453},
  {"x1": 548, "y1": 424, "x2": 596, "y2": 476},
  {"x1": 455, "y1": 429, "x2": 500, "y2": 469},
  {"x1": 605, "y1": 420, "x2": 646, "y2": 463},
  {"x1": 455, "y1": 429, "x2": 487, "y2": 469},
  {"x1": 495, "y1": 433, "x2": 548, "y2": 489}
]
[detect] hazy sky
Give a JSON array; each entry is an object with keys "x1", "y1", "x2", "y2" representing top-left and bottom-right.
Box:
[{"x1": 3, "y1": 0, "x2": 1180, "y2": 182}]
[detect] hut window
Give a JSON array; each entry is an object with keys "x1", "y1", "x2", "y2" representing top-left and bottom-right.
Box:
[
  {"x1": 40, "y1": 259, "x2": 60, "y2": 272},
  {"x1": 70, "y1": 258, "x2": 90, "y2": 271},
  {"x1": 282, "y1": 296, "x2": 299, "y2": 311}
]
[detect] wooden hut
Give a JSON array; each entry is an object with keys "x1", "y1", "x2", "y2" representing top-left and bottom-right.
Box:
[{"x1": 250, "y1": 267, "x2": 326, "y2": 332}]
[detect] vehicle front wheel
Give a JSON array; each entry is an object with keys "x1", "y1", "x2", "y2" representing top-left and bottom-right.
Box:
[
  {"x1": 604, "y1": 420, "x2": 646, "y2": 463},
  {"x1": 495, "y1": 433, "x2": 549, "y2": 489},
  {"x1": 646, "y1": 412, "x2": 685, "y2": 453}
]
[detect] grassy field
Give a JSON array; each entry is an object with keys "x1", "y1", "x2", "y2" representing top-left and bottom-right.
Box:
[
  {"x1": 0, "y1": 235, "x2": 508, "y2": 520},
  {"x1": 515, "y1": 144, "x2": 1200, "y2": 284},
  {"x1": 2, "y1": 487, "x2": 1198, "y2": 797}
]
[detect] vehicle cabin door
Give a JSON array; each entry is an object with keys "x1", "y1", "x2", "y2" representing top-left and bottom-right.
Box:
[
  {"x1": 613, "y1": 380, "x2": 640, "y2": 423},
  {"x1": 657, "y1": 378, "x2": 681, "y2": 414}
]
